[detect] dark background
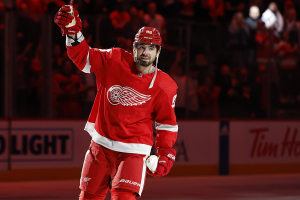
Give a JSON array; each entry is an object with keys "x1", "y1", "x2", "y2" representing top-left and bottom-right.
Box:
[{"x1": 1, "y1": 0, "x2": 300, "y2": 120}]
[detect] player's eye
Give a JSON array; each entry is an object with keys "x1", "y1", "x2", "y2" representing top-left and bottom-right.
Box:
[{"x1": 149, "y1": 47, "x2": 155, "y2": 51}]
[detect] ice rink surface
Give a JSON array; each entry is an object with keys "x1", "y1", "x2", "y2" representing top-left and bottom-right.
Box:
[{"x1": 0, "y1": 174, "x2": 300, "y2": 200}]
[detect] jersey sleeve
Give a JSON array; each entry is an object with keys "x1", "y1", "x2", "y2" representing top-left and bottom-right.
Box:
[
  {"x1": 154, "y1": 88, "x2": 178, "y2": 149},
  {"x1": 66, "y1": 31, "x2": 111, "y2": 75}
]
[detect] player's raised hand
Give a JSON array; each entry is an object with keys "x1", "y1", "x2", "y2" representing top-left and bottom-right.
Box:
[
  {"x1": 147, "y1": 147, "x2": 176, "y2": 178},
  {"x1": 54, "y1": 5, "x2": 82, "y2": 36}
]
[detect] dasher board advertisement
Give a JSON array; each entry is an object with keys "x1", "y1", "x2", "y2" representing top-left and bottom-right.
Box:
[
  {"x1": 174, "y1": 121, "x2": 219, "y2": 165},
  {"x1": 0, "y1": 120, "x2": 220, "y2": 170},
  {"x1": 230, "y1": 121, "x2": 300, "y2": 164},
  {"x1": 0, "y1": 120, "x2": 91, "y2": 169}
]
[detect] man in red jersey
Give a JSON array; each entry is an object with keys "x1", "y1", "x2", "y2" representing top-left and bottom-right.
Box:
[{"x1": 55, "y1": 5, "x2": 178, "y2": 200}]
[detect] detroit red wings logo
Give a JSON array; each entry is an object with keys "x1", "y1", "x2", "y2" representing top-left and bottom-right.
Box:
[{"x1": 107, "y1": 85, "x2": 151, "y2": 106}]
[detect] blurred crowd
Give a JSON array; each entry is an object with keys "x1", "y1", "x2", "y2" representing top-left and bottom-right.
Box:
[{"x1": 1, "y1": 0, "x2": 300, "y2": 119}]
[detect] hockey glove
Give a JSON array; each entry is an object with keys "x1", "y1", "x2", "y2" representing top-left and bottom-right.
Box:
[
  {"x1": 54, "y1": 5, "x2": 82, "y2": 36},
  {"x1": 147, "y1": 147, "x2": 176, "y2": 178}
]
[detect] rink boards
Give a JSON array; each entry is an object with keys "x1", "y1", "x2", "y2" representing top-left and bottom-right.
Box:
[
  {"x1": 0, "y1": 119, "x2": 300, "y2": 181},
  {"x1": 229, "y1": 121, "x2": 300, "y2": 175}
]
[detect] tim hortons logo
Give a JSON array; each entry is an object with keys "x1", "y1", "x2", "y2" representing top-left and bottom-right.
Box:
[
  {"x1": 250, "y1": 127, "x2": 300, "y2": 158},
  {"x1": 107, "y1": 85, "x2": 151, "y2": 106}
]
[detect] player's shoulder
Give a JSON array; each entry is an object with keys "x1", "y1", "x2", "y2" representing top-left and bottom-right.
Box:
[
  {"x1": 107, "y1": 48, "x2": 134, "y2": 67},
  {"x1": 119, "y1": 48, "x2": 134, "y2": 66},
  {"x1": 108, "y1": 47, "x2": 133, "y2": 58},
  {"x1": 96, "y1": 47, "x2": 131, "y2": 60},
  {"x1": 156, "y1": 69, "x2": 178, "y2": 95},
  {"x1": 119, "y1": 48, "x2": 133, "y2": 59}
]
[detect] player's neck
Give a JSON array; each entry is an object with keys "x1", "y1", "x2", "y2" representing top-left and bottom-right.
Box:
[{"x1": 136, "y1": 63, "x2": 153, "y2": 74}]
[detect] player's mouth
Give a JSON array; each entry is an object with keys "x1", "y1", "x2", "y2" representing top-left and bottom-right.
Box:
[{"x1": 140, "y1": 56, "x2": 150, "y2": 61}]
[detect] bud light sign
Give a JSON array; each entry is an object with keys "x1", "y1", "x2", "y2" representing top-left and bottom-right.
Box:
[{"x1": 0, "y1": 128, "x2": 74, "y2": 162}]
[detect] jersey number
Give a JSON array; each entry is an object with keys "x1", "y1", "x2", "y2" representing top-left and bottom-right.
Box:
[{"x1": 172, "y1": 94, "x2": 177, "y2": 108}]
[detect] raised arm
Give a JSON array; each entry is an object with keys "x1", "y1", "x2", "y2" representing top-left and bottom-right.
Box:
[
  {"x1": 54, "y1": 5, "x2": 109, "y2": 75},
  {"x1": 54, "y1": 5, "x2": 108, "y2": 136}
]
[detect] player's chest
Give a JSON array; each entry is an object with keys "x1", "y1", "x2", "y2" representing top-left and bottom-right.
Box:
[{"x1": 103, "y1": 61, "x2": 158, "y2": 107}]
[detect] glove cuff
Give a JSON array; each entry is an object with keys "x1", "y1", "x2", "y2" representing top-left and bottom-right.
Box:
[{"x1": 66, "y1": 31, "x2": 84, "y2": 46}]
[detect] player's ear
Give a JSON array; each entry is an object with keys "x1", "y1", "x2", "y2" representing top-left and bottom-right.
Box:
[
  {"x1": 156, "y1": 49, "x2": 160, "y2": 58},
  {"x1": 133, "y1": 45, "x2": 137, "y2": 62},
  {"x1": 133, "y1": 44, "x2": 137, "y2": 53}
]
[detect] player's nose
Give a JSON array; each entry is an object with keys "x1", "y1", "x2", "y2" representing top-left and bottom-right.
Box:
[{"x1": 143, "y1": 47, "x2": 151, "y2": 55}]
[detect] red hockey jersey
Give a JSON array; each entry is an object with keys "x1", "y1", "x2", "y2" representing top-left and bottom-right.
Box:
[{"x1": 66, "y1": 34, "x2": 178, "y2": 155}]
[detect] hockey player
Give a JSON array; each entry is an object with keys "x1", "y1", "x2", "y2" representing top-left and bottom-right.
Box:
[{"x1": 54, "y1": 5, "x2": 178, "y2": 200}]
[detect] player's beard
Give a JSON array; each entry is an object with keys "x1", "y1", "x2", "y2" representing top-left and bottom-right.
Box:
[{"x1": 137, "y1": 55, "x2": 156, "y2": 67}]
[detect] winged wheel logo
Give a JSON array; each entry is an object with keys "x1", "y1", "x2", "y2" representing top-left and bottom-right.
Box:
[{"x1": 107, "y1": 85, "x2": 151, "y2": 106}]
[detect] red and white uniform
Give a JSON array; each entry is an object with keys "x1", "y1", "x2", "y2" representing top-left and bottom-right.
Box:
[{"x1": 66, "y1": 32, "x2": 178, "y2": 156}]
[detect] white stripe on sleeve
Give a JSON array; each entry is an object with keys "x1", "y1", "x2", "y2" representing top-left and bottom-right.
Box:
[
  {"x1": 81, "y1": 48, "x2": 111, "y2": 73},
  {"x1": 82, "y1": 47, "x2": 91, "y2": 73},
  {"x1": 155, "y1": 122, "x2": 178, "y2": 132}
]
